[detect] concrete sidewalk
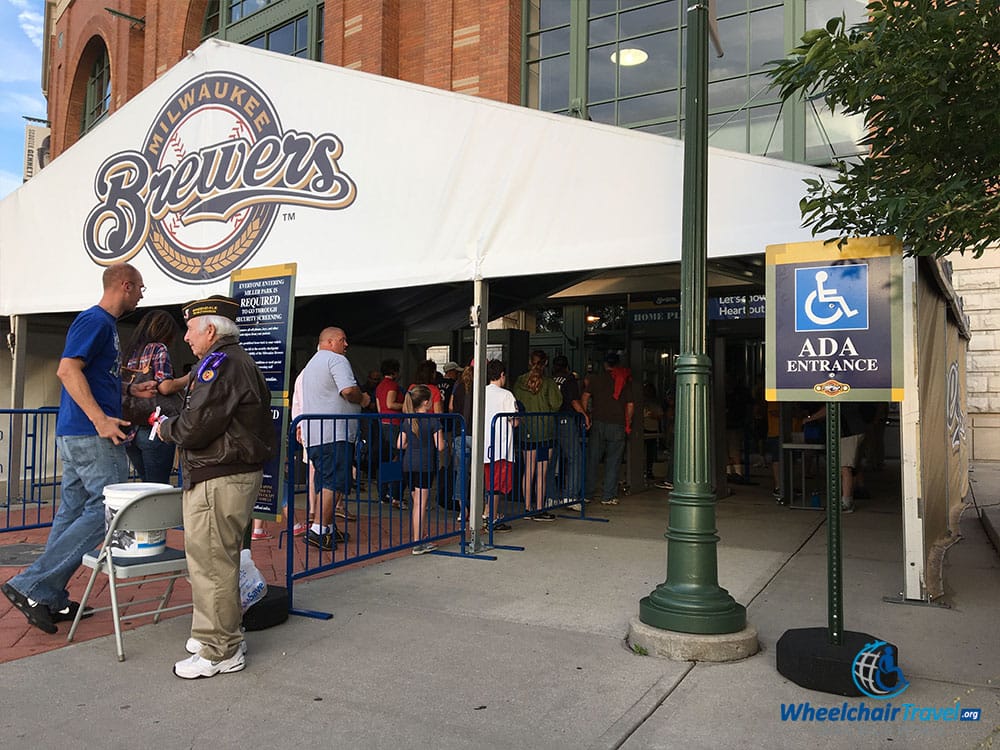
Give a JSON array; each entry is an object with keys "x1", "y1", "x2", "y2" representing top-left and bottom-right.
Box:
[{"x1": 1, "y1": 462, "x2": 997, "y2": 749}]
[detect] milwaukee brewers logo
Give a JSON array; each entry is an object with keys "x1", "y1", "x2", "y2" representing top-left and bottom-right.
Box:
[{"x1": 83, "y1": 72, "x2": 357, "y2": 283}]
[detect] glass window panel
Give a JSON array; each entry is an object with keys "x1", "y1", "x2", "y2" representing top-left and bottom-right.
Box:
[
  {"x1": 708, "y1": 77, "x2": 748, "y2": 111},
  {"x1": 268, "y1": 21, "x2": 295, "y2": 54},
  {"x1": 296, "y1": 15, "x2": 308, "y2": 45},
  {"x1": 748, "y1": 71, "x2": 780, "y2": 106},
  {"x1": 619, "y1": 90, "x2": 678, "y2": 126},
  {"x1": 526, "y1": 61, "x2": 541, "y2": 108},
  {"x1": 619, "y1": 1, "x2": 678, "y2": 39},
  {"x1": 317, "y1": 4, "x2": 324, "y2": 61},
  {"x1": 229, "y1": 0, "x2": 272, "y2": 23},
  {"x1": 589, "y1": 0, "x2": 617, "y2": 18},
  {"x1": 708, "y1": 110, "x2": 748, "y2": 152},
  {"x1": 203, "y1": 0, "x2": 220, "y2": 36},
  {"x1": 540, "y1": 26, "x2": 571, "y2": 57},
  {"x1": 588, "y1": 15, "x2": 617, "y2": 45},
  {"x1": 750, "y1": 0, "x2": 782, "y2": 7},
  {"x1": 749, "y1": 103, "x2": 783, "y2": 156},
  {"x1": 710, "y1": 14, "x2": 749, "y2": 81},
  {"x1": 715, "y1": 0, "x2": 748, "y2": 17},
  {"x1": 619, "y1": 0, "x2": 654, "y2": 10},
  {"x1": 588, "y1": 101, "x2": 617, "y2": 125},
  {"x1": 539, "y1": 0, "x2": 571, "y2": 28},
  {"x1": 748, "y1": 7, "x2": 784, "y2": 71},
  {"x1": 527, "y1": 32, "x2": 541, "y2": 60},
  {"x1": 539, "y1": 54, "x2": 570, "y2": 111},
  {"x1": 806, "y1": 0, "x2": 868, "y2": 30},
  {"x1": 806, "y1": 104, "x2": 866, "y2": 162},
  {"x1": 618, "y1": 30, "x2": 679, "y2": 98},
  {"x1": 588, "y1": 43, "x2": 617, "y2": 103},
  {"x1": 247, "y1": 34, "x2": 266, "y2": 49},
  {"x1": 636, "y1": 120, "x2": 679, "y2": 137}
]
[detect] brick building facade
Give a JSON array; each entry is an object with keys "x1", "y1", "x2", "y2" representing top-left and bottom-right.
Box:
[{"x1": 43, "y1": 0, "x2": 521, "y2": 160}]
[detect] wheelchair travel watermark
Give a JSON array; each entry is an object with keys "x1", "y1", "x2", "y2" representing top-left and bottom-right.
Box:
[{"x1": 780, "y1": 640, "x2": 982, "y2": 724}]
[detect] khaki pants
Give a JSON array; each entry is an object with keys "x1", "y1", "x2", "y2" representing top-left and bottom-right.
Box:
[{"x1": 183, "y1": 470, "x2": 262, "y2": 661}]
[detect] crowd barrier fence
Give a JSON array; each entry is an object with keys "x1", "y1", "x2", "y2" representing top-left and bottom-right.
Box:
[
  {"x1": 482, "y1": 411, "x2": 601, "y2": 547},
  {"x1": 0, "y1": 408, "x2": 61, "y2": 533},
  {"x1": 284, "y1": 412, "x2": 470, "y2": 618}
]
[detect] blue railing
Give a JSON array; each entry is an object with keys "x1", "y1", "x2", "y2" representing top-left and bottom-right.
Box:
[
  {"x1": 284, "y1": 412, "x2": 469, "y2": 617},
  {"x1": 482, "y1": 411, "x2": 592, "y2": 545},
  {"x1": 0, "y1": 408, "x2": 61, "y2": 533}
]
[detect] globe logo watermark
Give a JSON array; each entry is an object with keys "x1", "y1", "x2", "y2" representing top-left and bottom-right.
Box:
[{"x1": 851, "y1": 640, "x2": 910, "y2": 699}]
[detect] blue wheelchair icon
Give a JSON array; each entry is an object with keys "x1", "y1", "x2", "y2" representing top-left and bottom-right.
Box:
[{"x1": 795, "y1": 264, "x2": 869, "y2": 332}]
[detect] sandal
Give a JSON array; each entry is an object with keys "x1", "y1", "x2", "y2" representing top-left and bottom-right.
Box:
[{"x1": 251, "y1": 529, "x2": 273, "y2": 541}]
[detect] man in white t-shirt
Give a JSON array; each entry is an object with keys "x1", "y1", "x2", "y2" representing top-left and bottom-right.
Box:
[
  {"x1": 483, "y1": 360, "x2": 518, "y2": 532},
  {"x1": 298, "y1": 327, "x2": 370, "y2": 551}
]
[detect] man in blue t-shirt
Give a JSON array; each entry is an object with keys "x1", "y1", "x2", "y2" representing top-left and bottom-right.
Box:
[{"x1": 3, "y1": 263, "x2": 153, "y2": 634}]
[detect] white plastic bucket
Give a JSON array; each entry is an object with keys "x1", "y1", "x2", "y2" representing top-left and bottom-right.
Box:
[{"x1": 103, "y1": 482, "x2": 173, "y2": 558}]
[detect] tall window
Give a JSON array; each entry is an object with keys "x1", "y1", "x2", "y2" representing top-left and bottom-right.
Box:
[
  {"x1": 524, "y1": 0, "x2": 866, "y2": 164},
  {"x1": 247, "y1": 14, "x2": 309, "y2": 57},
  {"x1": 82, "y1": 46, "x2": 111, "y2": 135},
  {"x1": 204, "y1": 0, "x2": 324, "y2": 61}
]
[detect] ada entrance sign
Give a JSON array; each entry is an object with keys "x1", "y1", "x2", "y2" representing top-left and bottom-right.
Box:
[{"x1": 766, "y1": 237, "x2": 903, "y2": 402}]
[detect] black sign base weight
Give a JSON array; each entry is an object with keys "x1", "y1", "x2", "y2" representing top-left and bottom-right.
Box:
[{"x1": 776, "y1": 627, "x2": 896, "y2": 697}]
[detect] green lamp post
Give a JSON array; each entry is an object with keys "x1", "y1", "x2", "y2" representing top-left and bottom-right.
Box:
[{"x1": 638, "y1": 0, "x2": 747, "y2": 635}]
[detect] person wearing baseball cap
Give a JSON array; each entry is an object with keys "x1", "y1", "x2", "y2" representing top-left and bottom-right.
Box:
[{"x1": 156, "y1": 294, "x2": 274, "y2": 679}]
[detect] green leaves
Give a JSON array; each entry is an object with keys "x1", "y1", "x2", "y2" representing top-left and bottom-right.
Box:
[{"x1": 767, "y1": 0, "x2": 1000, "y2": 257}]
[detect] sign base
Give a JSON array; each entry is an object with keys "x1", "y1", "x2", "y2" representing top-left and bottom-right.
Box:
[{"x1": 776, "y1": 627, "x2": 897, "y2": 697}]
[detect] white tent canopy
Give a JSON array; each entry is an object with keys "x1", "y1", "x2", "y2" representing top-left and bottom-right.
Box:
[{"x1": 0, "y1": 39, "x2": 830, "y2": 316}]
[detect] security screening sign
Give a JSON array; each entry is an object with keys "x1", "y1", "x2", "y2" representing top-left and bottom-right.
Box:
[{"x1": 765, "y1": 236, "x2": 904, "y2": 403}]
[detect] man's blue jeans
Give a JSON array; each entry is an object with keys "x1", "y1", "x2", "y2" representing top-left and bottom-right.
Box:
[
  {"x1": 545, "y1": 416, "x2": 583, "y2": 501},
  {"x1": 587, "y1": 420, "x2": 625, "y2": 502},
  {"x1": 8, "y1": 435, "x2": 128, "y2": 608}
]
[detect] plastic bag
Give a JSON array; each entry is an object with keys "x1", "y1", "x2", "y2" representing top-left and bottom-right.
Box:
[{"x1": 239, "y1": 549, "x2": 268, "y2": 612}]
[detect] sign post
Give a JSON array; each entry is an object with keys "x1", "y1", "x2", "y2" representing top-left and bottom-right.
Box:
[
  {"x1": 768, "y1": 236, "x2": 904, "y2": 695},
  {"x1": 230, "y1": 263, "x2": 297, "y2": 521}
]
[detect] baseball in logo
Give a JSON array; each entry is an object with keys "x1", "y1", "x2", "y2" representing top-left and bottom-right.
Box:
[{"x1": 84, "y1": 72, "x2": 357, "y2": 283}]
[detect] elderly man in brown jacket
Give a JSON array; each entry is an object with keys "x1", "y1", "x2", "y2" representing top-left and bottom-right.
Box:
[{"x1": 157, "y1": 295, "x2": 273, "y2": 680}]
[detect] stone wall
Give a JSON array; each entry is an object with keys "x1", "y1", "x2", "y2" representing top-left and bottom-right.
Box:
[{"x1": 950, "y1": 248, "x2": 1000, "y2": 461}]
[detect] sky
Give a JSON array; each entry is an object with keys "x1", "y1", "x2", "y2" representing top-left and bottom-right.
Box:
[{"x1": 0, "y1": 0, "x2": 46, "y2": 201}]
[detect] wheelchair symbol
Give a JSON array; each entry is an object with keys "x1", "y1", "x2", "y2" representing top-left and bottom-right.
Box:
[{"x1": 804, "y1": 271, "x2": 859, "y2": 326}]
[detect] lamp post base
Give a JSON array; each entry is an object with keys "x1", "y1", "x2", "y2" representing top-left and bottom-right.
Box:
[{"x1": 628, "y1": 616, "x2": 758, "y2": 662}]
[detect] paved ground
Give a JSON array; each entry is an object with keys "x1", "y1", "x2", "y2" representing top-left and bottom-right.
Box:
[{"x1": 1, "y1": 460, "x2": 997, "y2": 749}]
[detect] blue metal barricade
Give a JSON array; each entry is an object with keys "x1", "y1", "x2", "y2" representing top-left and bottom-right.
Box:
[
  {"x1": 285, "y1": 412, "x2": 468, "y2": 618},
  {"x1": 482, "y1": 411, "x2": 592, "y2": 545},
  {"x1": 0, "y1": 408, "x2": 61, "y2": 533}
]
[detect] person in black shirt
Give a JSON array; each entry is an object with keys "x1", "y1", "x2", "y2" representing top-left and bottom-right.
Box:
[{"x1": 545, "y1": 356, "x2": 590, "y2": 503}]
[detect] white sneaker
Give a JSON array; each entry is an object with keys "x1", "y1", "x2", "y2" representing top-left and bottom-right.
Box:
[
  {"x1": 173, "y1": 651, "x2": 246, "y2": 679},
  {"x1": 566, "y1": 503, "x2": 582, "y2": 511},
  {"x1": 600, "y1": 497, "x2": 619, "y2": 505},
  {"x1": 186, "y1": 637, "x2": 248, "y2": 656}
]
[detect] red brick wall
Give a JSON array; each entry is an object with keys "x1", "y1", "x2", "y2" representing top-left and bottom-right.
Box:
[{"x1": 46, "y1": 0, "x2": 522, "y2": 160}]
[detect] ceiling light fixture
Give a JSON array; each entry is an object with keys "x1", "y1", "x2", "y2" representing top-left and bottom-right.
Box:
[{"x1": 610, "y1": 48, "x2": 648, "y2": 66}]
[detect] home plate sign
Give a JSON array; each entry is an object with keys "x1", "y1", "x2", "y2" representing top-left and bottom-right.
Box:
[{"x1": 765, "y1": 237, "x2": 904, "y2": 403}]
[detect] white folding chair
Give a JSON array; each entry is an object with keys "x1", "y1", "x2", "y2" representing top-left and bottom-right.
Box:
[{"x1": 67, "y1": 486, "x2": 189, "y2": 661}]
